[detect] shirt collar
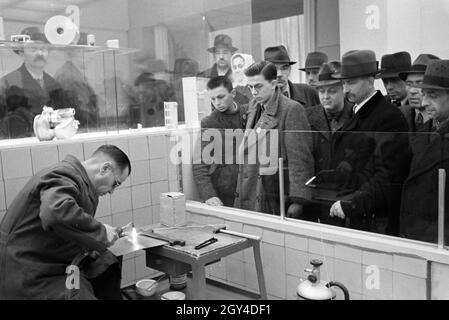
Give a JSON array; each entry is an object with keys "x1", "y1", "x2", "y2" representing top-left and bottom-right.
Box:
[{"x1": 353, "y1": 91, "x2": 377, "y2": 114}]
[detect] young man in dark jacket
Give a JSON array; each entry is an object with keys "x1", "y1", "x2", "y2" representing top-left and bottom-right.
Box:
[{"x1": 192, "y1": 76, "x2": 247, "y2": 207}]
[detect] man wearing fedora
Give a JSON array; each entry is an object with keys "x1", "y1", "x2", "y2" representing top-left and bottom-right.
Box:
[
  {"x1": 400, "y1": 60, "x2": 449, "y2": 244},
  {"x1": 0, "y1": 26, "x2": 64, "y2": 137},
  {"x1": 398, "y1": 54, "x2": 440, "y2": 134},
  {"x1": 326, "y1": 50, "x2": 411, "y2": 235},
  {"x1": 380, "y1": 51, "x2": 412, "y2": 107},
  {"x1": 264, "y1": 45, "x2": 320, "y2": 109},
  {"x1": 298, "y1": 61, "x2": 353, "y2": 226},
  {"x1": 198, "y1": 34, "x2": 237, "y2": 79},
  {"x1": 234, "y1": 61, "x2": 313, "y2": 218},
  {"x1": 299, "y1": 51, "x2": 328, "y2": 86}
]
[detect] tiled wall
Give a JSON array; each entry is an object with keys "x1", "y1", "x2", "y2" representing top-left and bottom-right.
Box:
[
  {"x1": 0, "y1": 132, "x2": 180, "y2": 288},
  {"x1": 188, "y1": 211, "x2": 435, "y2": 300}
]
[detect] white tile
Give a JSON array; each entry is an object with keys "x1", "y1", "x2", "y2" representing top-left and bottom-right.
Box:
[
  {"x1": 207, "y1": 259, "x2": 227, "y2": 280},
  {"x1": 226, "y1": 259, "x2": 245, "y2": 286},
  {"x1": 362, "y1": 265, "x2": 393, "y2": 300},
  {"x1": 266, "y1": 270, "x2": 286, "y2": 299},
  {"x1": 188, "y1": 213, "x2": 208, "y2": 225},
  {"x1": 106, "y1": 137, "x2": 129, "y2": 155},
  {"x1": 149, "y1": 158, "x2": 168, "y2": 182},
  {"x1": 135, "y1": 254, "x2": 152, "y2": 280},
  {"x1": 96, "y1": 215, "x2": 112, "y2": 225},
  {"x1": 0, "y1": 182, "x2": 5, "y2": 211},
  {"x1": 335, "y1": 245, "x2": 362, "y2": 264},
  {"x1": 334, "y1": 259, "x2": 363, "y2": 294},
  {"x1": 2, "y1": 148, "x2": 32, "y2": 180},
  {"x1": 393, "y1": 272, "x2": 427, "y2": 300},
  {"x1": 121, "y1": 258, "x2": 136, "y2": 287},
  {"x1": 244, "y1": 262, "x2": 259, "y2": 291},
  {"x1": 131, "y1": 184, "x2": 151, "y2": 209},
  {"x1": 111, "y1": 187, "x2": 132, "y2": 214},
  {"x1": 226, "y1": 221, "x2": 243, "y2": 232},
  {"x1": 151, "y1": 205, "x2": 160, "y2": 224},
  {"x1": 168, "y1": 161, "x2": 178, "y2": 181},
  {"x1": 58, "y1": 143, "x2": 84, "y2": 161},
  {"x1": 244, "y1": 248, "x2": 256, "y2": 266},
  {"x1": 0, "y1": 153, "x2": 3, "y2": 180},
  {"x1": 150, "y1": 181, "x2": 169, "y2": 205},
  {"x1": 362, "y1": 250, "x2": 393, "y2": 270},
  {"x1": 242, "y1": 225, "x2": 263, "y2": 237},
  {"x1": 112, "y1": 211, "x2": 133, "y2": 227},
  {"x1": 5, "y1": 177, "x2": 29, "y2": 208},
  {"x1": 83, "y1": 140, "x2": 106, "y2": 159},
  {"x1": 263, "y1": 229, "x2": 284, "y2": 246},
  {"x1": 207, "y1": 216, "x2": 225, "y2": 226},
  {"x1": 285, "y1": 234, "x2": 308, "y2": 251},
  {"x1": 169, "y1": 180, "x2": 179, "y2": 192},
  {"x1": 129, "y1": 136, "x2": 149, "y2": 161},
  {"x1": 133, "y1": 206, "x2": 152, "y2": 227},
  {"x1": 431, "y1": 262, "x2": 449, "y2": 300},
  {"x1": 130, "y1": 160, "x2": 150, "y2": 185},
  {"x1": 286, "y1": 275, "x2": 301, "y2": 300},
  {"x1": 31, "y1": 146, "x2": 59, "y2": 174},
  {"x1": 308, "y1": 239, "x2": 334, "y2": 257},
  {"x1": 148, "y1": 135, "x2": 168, "y2": 159},
  {"x1": 349, "y1": 291, "x2": 363, "y2": 300},
  {"x1": 393, "y1": 254, "x2": 427, "y2": 279},
  {"x1": 263, "y1": 243, "x2": 285, "y2": 274},
  {"x1": 95, "y1": 194, "x2": 111, "y2": 218},
  {"x1": 285, "y1": 248, "x2": 309, "y2": 278}
]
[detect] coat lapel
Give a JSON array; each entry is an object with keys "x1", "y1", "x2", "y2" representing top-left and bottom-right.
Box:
[{"x1": 307, "y1": 105, "x2": 330, "y2": 141}]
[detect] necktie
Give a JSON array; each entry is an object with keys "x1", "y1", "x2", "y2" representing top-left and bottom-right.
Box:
[
  {"x1": 391, "y1": 100, "x2": 401, "y2": 107},
  {"x1": 415, "y1": 113, "x2": 425, "y2": 132},
  {"x1": 36, "y1": 78, "x2": 44, "y2": 89}
]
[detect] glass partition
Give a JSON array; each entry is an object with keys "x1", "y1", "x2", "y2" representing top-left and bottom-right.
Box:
[{"x1": 181, "y1": 128, "x2": 449, "y2": 246}]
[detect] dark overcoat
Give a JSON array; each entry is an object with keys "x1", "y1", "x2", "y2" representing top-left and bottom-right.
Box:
[
  {"x1": 0, "y1": 155, "x2": 115, "y2": 299},
  {"x1": 329, "y1": 91, "x2": 411, "y2": 235}
]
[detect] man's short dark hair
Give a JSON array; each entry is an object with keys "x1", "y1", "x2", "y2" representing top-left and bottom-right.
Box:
[
  {"x1": 244, "y1": 61, "x2": 277, "y2": 81},
  {"x1": 92, "y1": 145, "x2": 131, "y2": 175},
  {"x1": 207, "y1": 76, "x2": 233, "y2": 92}
]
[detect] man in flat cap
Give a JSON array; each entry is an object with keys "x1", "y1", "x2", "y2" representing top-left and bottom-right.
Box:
[
  {"x1": 401, "y1": 60, "x2": 449, "y2": 244},
  {"x1": 199, "y1": 34, "x2": 238, "y2": 79},
  {"x1": 300, "y1": 51, "x2": 328, "y2": 86},
  {"x1": 325, "y1": 50, "x2": 411, "y2": 235},
  {"x1": 264, "y1": 45, "x2": 320, "y2": 109},
  {"x1": 380, "y1": 51, "x2": 412, "y2": 107},
  {"x1": 0, "y1": 26, "x2": 64, "y2": 138}
]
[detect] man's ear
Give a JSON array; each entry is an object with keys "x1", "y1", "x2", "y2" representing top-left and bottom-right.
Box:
[{"x1": 231, "y1": 88, "x2": 236, "y2": 98}]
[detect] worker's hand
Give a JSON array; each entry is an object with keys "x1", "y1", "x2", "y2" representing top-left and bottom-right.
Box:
[
  {"x1": 287, "y1": 203, "x2": 303, "y2": 219},
  {"x1": 103, "y1": 223, "x2": 119, "y2": 246},
  {"x1": 205, "y1": 197, "x2": 223, "y2": 206},
  {"x1": 330, "y1": 201, "x2": 346, "y2": 219}
]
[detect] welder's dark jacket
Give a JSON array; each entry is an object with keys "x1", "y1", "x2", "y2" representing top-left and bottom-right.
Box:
[{"x1": 0, "y1": 155, "x2": 116, "y2": 299}]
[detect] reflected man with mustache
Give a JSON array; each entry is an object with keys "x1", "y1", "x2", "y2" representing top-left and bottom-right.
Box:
[{"x1": 0, "y1": 27, "x2": 64, "y2": 138}]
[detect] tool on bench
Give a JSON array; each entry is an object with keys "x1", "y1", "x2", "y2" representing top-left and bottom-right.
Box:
[
  {"x1": 210, "y1": 225, "x2": 262, "y2": 241},
  {"x1": 138, "y1": 230, "x2": 186, "y2": 247},
  {"x1": 194, "y1": 237, "x2": 218, "y2": 250}
]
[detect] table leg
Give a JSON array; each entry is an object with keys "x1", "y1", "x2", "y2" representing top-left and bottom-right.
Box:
[
  {"x1": 191, "y1": 263, "x2": 206, "y2": 300},
  {"x1": 252, "y1": 240, "x2": 267, "y2": 299}
]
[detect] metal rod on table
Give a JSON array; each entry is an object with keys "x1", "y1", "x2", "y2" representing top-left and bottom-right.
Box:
[
  {"x1": 438, "y1": 169, "x2": 446, "y2": 249},
  {"x1": 279, "y1": 158, "x2": 285, "y2": 220}
]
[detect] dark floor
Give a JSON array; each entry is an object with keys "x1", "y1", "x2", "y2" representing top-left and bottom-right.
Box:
[{"x1": 122, "y1": 275, "x2": 259, "y2": 300}]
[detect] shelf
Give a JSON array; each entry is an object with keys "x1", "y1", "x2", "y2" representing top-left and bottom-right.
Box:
[{"x1": 0, "y1": 40, "x2": 140, "y2": 56}]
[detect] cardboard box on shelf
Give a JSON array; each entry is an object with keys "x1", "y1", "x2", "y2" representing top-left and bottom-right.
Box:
[{"x1": 160, "y1": 192, "x2": 187, "y2": 227}]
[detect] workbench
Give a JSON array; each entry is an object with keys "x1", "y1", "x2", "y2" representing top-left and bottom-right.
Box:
[{"x1": 141, "y1": 224, "x2": 267, "y2": 300}]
